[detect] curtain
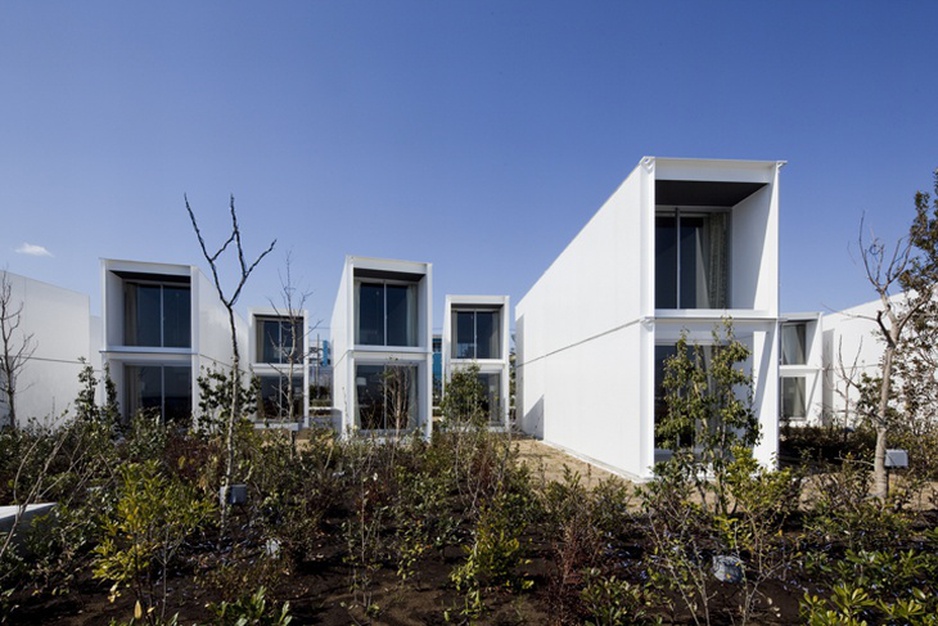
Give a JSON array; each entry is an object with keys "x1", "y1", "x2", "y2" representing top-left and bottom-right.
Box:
[
  {"x1": 406, "y1": 283, "x2": 417, "y2": 347},
  {"x1": 124, "y1": 284, "x2": 137, "y2": 345},
  {"x1": 707, "y1": 213, "x2": 728, "y2": 308},
  {"x1": 353, "y1": 282, "x2": 361, "y2": 344}
]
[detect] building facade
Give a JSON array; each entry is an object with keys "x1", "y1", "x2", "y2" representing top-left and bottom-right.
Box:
[
  {"x1": 101, "y1": 259, "x2": 245, "y2": 424},
  {"x1": 330, "y1": 256, "x2": 433, "y2": 437},
  {"x1": 0, "y1": 270, "x2": 96, "y2": 427},
  {"x1": 516, "y1": 157, "x2": 783, "y2": 479},
  {"x1": 442, "y1": 295, "x2": 511, "y2": 429},
  {"x1": 248, "y1": 307, "x2": 310, "y2": 423}
]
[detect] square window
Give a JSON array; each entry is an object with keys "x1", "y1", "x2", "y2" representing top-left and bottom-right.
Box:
[
  {"x1": 452, "y1": 310, "x2": 500, "y2": 359},
  {"x1": 355, "y1": 364, "x2": 417, "y2": 431},
  {"x1": 124, "y1": 282, "x2": 191, "y2": 348},
  {"x1": 355, "y1": 282, "x2": 418, "y2": 347}
]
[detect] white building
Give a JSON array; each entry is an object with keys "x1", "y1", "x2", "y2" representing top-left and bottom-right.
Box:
[
  {"x1": 516, "y1": 157, "x2": 783, "y2": 480},
  {"x1": 821, "y1": 295, "x2": 899, "y2": 427},
  {"x1": 442, "y1": 295, "x2": 511, "y2": 429},
  {"x1": 101, "y1": 259, "x2": 246, "y2": 424},
  {"x1": 0, "y1": 271, "x2": 96, "y2": 427},
  {"x1": 248, "y1": 306, "x2": 310, "y2": 423},
  {"x1": 330, "y1": 256, "x2": 433, "y2": 437}
]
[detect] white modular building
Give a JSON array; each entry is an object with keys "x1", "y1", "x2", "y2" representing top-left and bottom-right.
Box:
[
  {"x1": 516, "y1": 157, "x2": 784, "y2": 480},
  {"x1": 0, "y1": 271, "x2": 96, "y2": 427},
  {"x1": 442, "y1": 295, "x2": 511, "y2": 429},
  {"x1": 101, "y1": 259, "x2": 246, "y2": 424},
  {"x1": 330, "y1": 256, "x2": 433, "y2": 437},
  {"x1": 249, "y1": 306, "x2": 310, "y2": 423}
]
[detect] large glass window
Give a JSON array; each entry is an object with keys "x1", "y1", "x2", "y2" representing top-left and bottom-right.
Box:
[
  {"x1": 478, "y1": 373, "x2": 503, "y2": 426},
  {"x1": 653, "y1": 342, "x2": 717, "y2": 449},
  {"x1": 781, "y1": 376, "x2": 806, "y2": 420},
  {"x1": 257, "y1": 373, "x2": 304, "y2": 420},
  {"x1": 256, "y1": 317, "x2": 304, "y2": 364},
  {"x1": 355, "y1": 364, "x2": 417, "y2": 431},
  {"x1": 781, "y1": 322, "x2": 807, "y2": 366},
  {"x1": 125, "y1": 364, "x2": 192, "y2": 423},
  {"x1": 453, "y1": 310, "x2": 500, "y2": 359},
  {"x1": 656, "y1": 210, "x2": 728, "y2": 309},
  {"x1": 124, "y1": 282, "x2": 191, "y2": 348},
  {"x1": 356, "y1": 282, "x2": 418, "y2": 347}
]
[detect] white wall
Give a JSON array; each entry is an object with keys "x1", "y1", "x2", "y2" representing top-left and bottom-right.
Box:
[
  {"x1": 516, "y1": 161, "x2": 648, "y2": 477},
  {"x1": 822, "y1": 297, "x2": 891, "y2": 426},
  {"x1": 1, "y1": 271, "x2": 92, "y2": 427},
  {"x1": 330, "y1": 259, "x2": 352, "y2": 432}
]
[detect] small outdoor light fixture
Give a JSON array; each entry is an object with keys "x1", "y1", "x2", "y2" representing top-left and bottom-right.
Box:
[
  {"x1": 884, "y1": 449, "x2": 909, "y2": 469},
  {"x1": 219, "y1": 483, "x2": 248, "y2": 507}
]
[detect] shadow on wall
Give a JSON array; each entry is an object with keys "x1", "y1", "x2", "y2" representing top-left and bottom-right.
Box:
[{"x1": 520, "y1": 396, "x2": 544, "y2": 439}]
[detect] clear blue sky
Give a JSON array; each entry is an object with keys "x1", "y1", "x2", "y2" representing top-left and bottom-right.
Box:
[{"x1": 2, "y1": 1, "x2": 937, "y2": 332}]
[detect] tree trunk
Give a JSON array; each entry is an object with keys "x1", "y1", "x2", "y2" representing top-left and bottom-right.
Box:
[
  {"x1": 221, "y1": 306, "x2": 241, "y2": 526},
  {"x1": 873, "y1": 342, "x2": 895, "y2": 500}
]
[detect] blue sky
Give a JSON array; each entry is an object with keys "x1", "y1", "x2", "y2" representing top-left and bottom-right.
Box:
[{"x1": 2, "y1": 1, "x2": 937, "y2": 332}]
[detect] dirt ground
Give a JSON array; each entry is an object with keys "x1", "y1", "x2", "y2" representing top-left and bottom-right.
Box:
[{"x1": 510, "y1": 436, "x2": 633, "y2": 490}]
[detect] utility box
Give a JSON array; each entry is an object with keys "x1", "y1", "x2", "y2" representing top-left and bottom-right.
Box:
[{"x1": 885, "y1": 449, "x2": 908, "y2": 469}]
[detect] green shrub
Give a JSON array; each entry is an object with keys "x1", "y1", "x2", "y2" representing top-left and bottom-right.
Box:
[{"x1": 93, "y1": 460, "x2": 214, "y2": 621}]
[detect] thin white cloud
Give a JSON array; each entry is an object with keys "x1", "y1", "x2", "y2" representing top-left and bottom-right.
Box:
[{"x1": 15, "y1": 242, "x2": 53, "y2": 257}]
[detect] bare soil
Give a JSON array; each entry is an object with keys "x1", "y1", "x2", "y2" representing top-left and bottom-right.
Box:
[{"x1": 511, "y1": 437, "x2": 632, "y2": 490}]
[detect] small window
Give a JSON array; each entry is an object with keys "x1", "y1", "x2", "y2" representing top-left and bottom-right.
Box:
[
  {"x1": 256, "y1": 317, "x2": 304, "y2": 364},
  {"x1": 781, "y1": 376, "x2": 806, "y2": 420},
  {"x1": 781, "y1": 323, "x2": 807, "y2": 366},
  {"x1": 257, "y1": 373, "x2": 304, "y2": 420},
  {"x1": 478, "y1": 373, "x2": 503, "y2": 426}
]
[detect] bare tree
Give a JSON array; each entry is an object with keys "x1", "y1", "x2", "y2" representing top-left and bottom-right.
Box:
[
  {"x1": 830, "y1": 335, "x2": 868, "y2": 431},
  {"x1": 857, "y1": 178, "x2": 938, "y2": 499},
  {"x1": 384, "y1": 364, "x2": 414, "y2": 433},
  {"x1": 1, "y1": 270, "x2": 37, "y2": 429},
  {"x1": 185, "y1": 195, "x2": 275, "y2": 521},
  {"x1": 264, "y1": 251, "x2": 312, "y2": 423}
]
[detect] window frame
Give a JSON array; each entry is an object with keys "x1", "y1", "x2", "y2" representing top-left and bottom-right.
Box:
[
  {"x1": 354, "y1": 362, "x2": 418, "y2": 432},
  {"x1": 780, "y1": 322, "x2": 807, "y2": 366},
  {"x1": 123, "y1": 280, "x2": 191, "y2": 348},
  {"x1": 780, "y1": 375, "x2": 807, "y2": 420},
  {"x1": 124, "y1": 363, "x2": 192, "y2": 423},
  {"x1": 451, "y1": 308, "x2": 501, "y2": 360},
  {"x1": 655, "y1": 207, "x2": 730, "y2": 310},
  {"x1": 354, "y1": 279, "x2": 419, "y2": 348},
  {"x1": 256, "y1": 315, "x2": 305, "y2": 365}
]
